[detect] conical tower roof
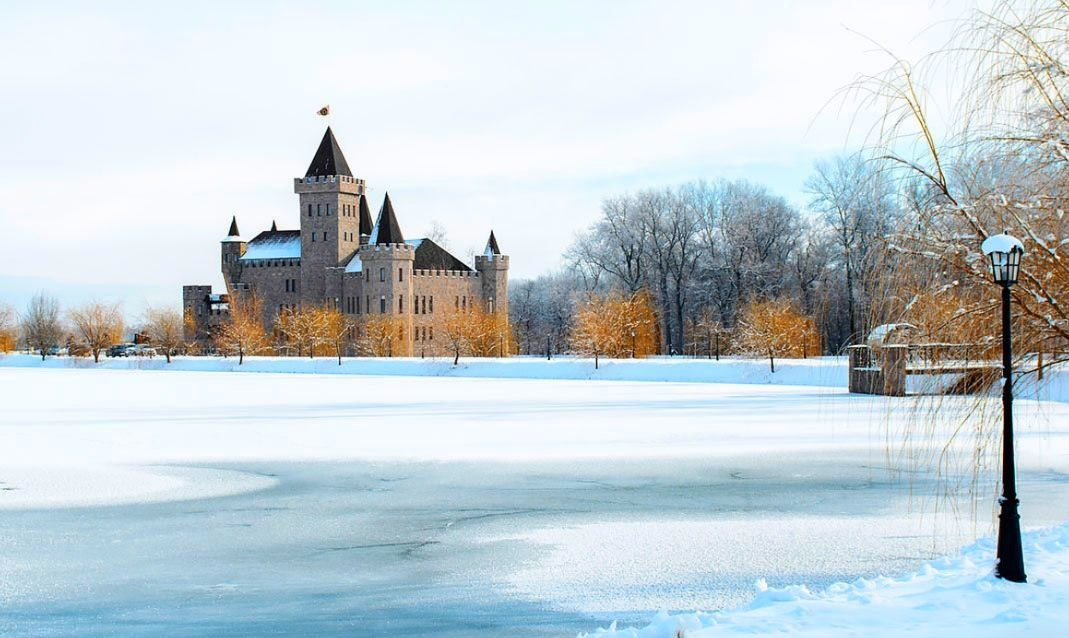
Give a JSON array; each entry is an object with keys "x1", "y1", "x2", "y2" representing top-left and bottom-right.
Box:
[
  {"x1": 270, "y1": 219, "x2": 278, "y2": 232},
  {"x1": 304, "y1": 127, "x2": 352, "y2": 177},
  {"x1": 223, "y1": 215, "x2": 243, "y2": 242},
  {"x1": 370, "y1": 193, "x2": 404, "y2": 245},
  {"x1": 484, "y1": 230, "x2": 501, "y2": 256},
  {"x1": 358, "y1": 193, "x2": 374, "y2": 237}
]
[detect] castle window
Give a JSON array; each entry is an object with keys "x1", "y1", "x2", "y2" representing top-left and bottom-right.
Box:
[
  {"x1": 399, "y1": 268, "x2": 404, "y2": 282},
  {"x1": 308, "y1": 204, "x2": 312, "y2": 217},
  {"x1": 312, "y1": 232, "x2": 316, "y2": 242},
  {"x1": 327, "y1": 204, "x2": 332, "y2": 216},
  {"x1": 379, "y1": 296, "x2": 386, "y2": 314},
  {"x1": 317, "y1": 204, "x2": 322, "y2": 216},
  {"x1": 357, "y1": 296, "x2": 361, "y2": 314},
  {"x1": 422, "y1": 296, "x2": 427, "y2": 315},
  {"x1": 399, "y1": 295, "x2": 404, "y2": 313},
  {"x1": 324, "y1": 232, "x2": 328, "y2": 241},
  {"x1": 429, "y1": 327, "x2": 433, "y2": 341},
  {"x1": 430, "y1": 296, "x2": 434, "y2": 313},
  {"x1": 366, "y1": 296, "x2": 369, "y2": 314},
  {"x1": 379, "y1": 268, "x2": 385, "y2": 282},
  {"x1": 455, "y1": 296, "x2": 459, "y2": 310}
]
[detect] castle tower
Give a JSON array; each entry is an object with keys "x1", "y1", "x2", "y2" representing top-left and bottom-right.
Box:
[
  {"x1": 221, "y1": 215, "x2": 246, "y2": 291},
  {"x1": 361, "y1": 193, "x2": 415, "y2": 354},
  {"x1": 475, "y1": 230, "x2": 509, "y2": 316},
  {"x1": 294, "y1": 127, "x2": 366, "y2": 305}
]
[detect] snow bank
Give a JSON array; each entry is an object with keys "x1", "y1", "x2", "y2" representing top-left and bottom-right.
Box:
[
  {"x1": 0, "y1": 353, "x2": 848, "y2": 388},
  {"x1": 581, "y1": 521, "x2": 1069, "y2": 638}
]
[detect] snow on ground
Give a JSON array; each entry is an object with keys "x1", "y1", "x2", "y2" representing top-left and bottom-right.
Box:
[
  {"x1": 2, "y1": 354, "x2": 1069, "y2": 635},
  {"x1": 0, "y1": 352, "x2": 848, "y2": 387},
  {"x1": 581, "y1": 521, "x2": 1069, "y2": 638}
]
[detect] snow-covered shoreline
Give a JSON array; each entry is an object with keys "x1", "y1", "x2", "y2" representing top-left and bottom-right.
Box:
[
  {"x1": 583, "y1": 521, "x2": 1069, "y2": 638},
  {"x1": 0, "y1": 352, "x2": 849, "y2": 387}
]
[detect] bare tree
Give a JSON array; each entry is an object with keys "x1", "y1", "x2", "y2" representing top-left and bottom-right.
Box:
[
  {"x1": 69, "y1": 302, "x2": 124, "y2": 363},
  {"x1": 144, "y1": 307, "x2": 185, "y2": 363},
  {"x1": 21, "y1": 293, "x2": 63, "y2": 360},
  {"x1": 425, "y1": 220, "x2": 450, "y2": 248}
]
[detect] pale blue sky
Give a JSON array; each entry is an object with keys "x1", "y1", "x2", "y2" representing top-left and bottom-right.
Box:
[{"x1": 0, "y1": 0, "x2": 972, "y2": 314}]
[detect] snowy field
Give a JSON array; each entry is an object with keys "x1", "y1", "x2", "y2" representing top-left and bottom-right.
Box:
[{"x1": 1, "y1": 355, "x2": 1068, "y2": 636}]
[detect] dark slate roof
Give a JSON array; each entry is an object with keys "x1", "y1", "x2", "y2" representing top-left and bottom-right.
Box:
[
  {"x1": 370, "y1": 193, "x2": 404, "y2": 244},
  {"x1": 408, "y1": 238, "x2": 473, "y2": 272},
  {"x1": 227, "y1": 216, "x2": 240, "y2": 237},
  {"x1": 304, "y1": 127, "x2": 352, "y2": 177},
  {"x1": 249, "y1": 229, "x2": 300, "y2": 243},
  {"x1": 358, "y1": 194, "x2": 373, "y2": 236},
  {"x1": 485, "y1": 230, "x2": 501, "y2": 255}
]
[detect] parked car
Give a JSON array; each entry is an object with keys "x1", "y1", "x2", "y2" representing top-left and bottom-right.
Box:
[
  {"x1": 129, "y1": 345, "x2": 157, "y2": 358},
  {"x1": 107, "y1": 344, "x2": 135, "y2": 358}
]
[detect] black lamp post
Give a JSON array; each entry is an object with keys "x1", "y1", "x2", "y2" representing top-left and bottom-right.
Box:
[
  {"x1": 631, "y1": 329, "x2": 637, "y2": 359},
  {"x1": 981, "y1": 233, "x2": 1027, "y2": 583}
]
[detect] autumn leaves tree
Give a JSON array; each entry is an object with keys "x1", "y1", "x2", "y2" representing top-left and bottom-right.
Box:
[
  {"x1": 734, "y1": 299, "x2": 820, "y2": 373},
  {"x1": 571, "y1": 290, "x2": 659, "y2": 368},
  {"x1": 361, "y1": 315, "x2": 410, "y2": 357},
  {"x1": 318, "y1": 305, "x2": 353, "y2": 364},
  {"x1": 0, "y1": 304, "x2": 17, "y2": 353},
  {"x1": 213, "y1": 295, "x2": 268, "y2": 365}
]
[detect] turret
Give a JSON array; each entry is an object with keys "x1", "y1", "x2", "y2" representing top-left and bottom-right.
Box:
[
  {"x1": 221, "y1": 215, "x2": 246, "y2": 289},
  {"x1": 295, "y1": 127, "x2": 367, "y2": 305},
  {"x1": 475, "y1": 230, "x2": 509, "y2": 316},
  {"x1": 361, "y1": 193, "x2": 415, "y2": 354},
  {"x1": 358, "y1": 194, "x2": 373, "y2": 245}
]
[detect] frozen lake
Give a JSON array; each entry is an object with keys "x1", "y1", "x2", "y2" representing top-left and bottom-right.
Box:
[{"x1": 2, "y1": 364, "x2": 1068, "y2": 636}]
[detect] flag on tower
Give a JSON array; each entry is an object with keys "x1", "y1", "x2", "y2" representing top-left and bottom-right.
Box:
[{"x1": 316, "y1": 105, "x2": 330, "y2": 116}]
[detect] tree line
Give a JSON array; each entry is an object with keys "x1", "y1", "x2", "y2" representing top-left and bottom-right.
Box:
[{"x1": 511, "y1": 156, "x2": 898, "y2": 358}]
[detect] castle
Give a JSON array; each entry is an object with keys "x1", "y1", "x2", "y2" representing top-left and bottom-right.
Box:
[{"x1": 183, "y1": 127, "x2": 509, "y2": 355}]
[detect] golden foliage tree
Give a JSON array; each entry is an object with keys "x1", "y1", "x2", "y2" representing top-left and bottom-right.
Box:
[
  {"x1": 467, "y1": 305, "x2": 511, "y2": 358},
  {"x1": 440, "y1": 308, "x2": 475, "y2": 365},
  {"x1": 69, "y1": 301, "x2": 124, "y2": 363},
  {"x1": 571, "y1": 289, "x2": 660, "y2": 368},
  {"x1": 361, "y1": 315, "x2": 410, "y2": 358},
  {"x1": 0, "y1": 304, "x2": 16, "y2": 353},
  {"x1": 144, "y1": 307, "x2": 185, "y2": 363},
  {"x1": 214, "y1": 295, "x2": 268, "y2": 365},
  {"x1": 276, "y1": 305, "x2": 318, "y2": 357},
  {"x1": 315, "y1": 305, "x2": 353, "y2": 364},
  {"x1": 735, "y1": 299, "x2": 821, "y2": 373}
]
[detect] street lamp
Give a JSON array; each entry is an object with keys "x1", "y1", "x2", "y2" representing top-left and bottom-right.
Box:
[
  {"x1": 981, "y1": 232, "x2": 1027, "y2": 583},
  {"x1": 631, "y1": 329, "x2": 637, "y2": 359}
]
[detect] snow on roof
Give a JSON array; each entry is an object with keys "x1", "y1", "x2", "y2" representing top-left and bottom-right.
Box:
[
  {"x1": 344, "y1": 254, "x2": 363, "y2": 273},
  {"x1": 221, "y1": 236, "x2": 245, "y2": 243},
  {"x1": 405, "y1": 239, "x2": 424, "y2": 248},
  {"x1": 240, "y1": 230, "x2": 301, "y2": 261},
  {"x1": 981, "y1": 233, "x2": 1025, "y2": 255},
  {"x1": 866, "y1": 323, "x2": 916, "y2": 347}
]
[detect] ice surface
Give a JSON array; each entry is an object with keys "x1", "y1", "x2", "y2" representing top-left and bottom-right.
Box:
[{"x1": 1, "y1": 363, "x2": 1068, "y2": 636}]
